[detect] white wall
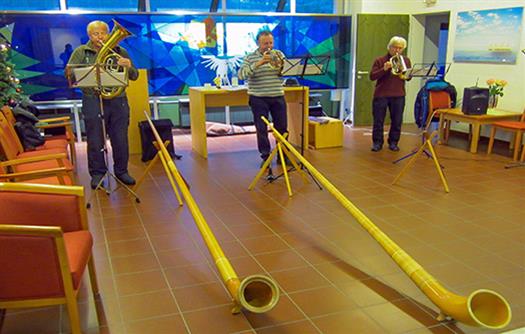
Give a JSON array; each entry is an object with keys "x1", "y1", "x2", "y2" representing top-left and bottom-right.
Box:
[{"x1": 346, "y1": 0, "x2": 525, "y2": 137}]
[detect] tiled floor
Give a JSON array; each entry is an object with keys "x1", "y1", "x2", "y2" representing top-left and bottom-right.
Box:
[{"x1": 2, "y1": 124, "x2": 524, "y2": 334}]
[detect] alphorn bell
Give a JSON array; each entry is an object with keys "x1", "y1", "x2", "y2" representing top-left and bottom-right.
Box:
[
  {"x1": 260, "y1": 116, "x2": 511, "y2": 329},
  {"x1": 143, "y1": 112, "x2": 279, "y2": 313}
]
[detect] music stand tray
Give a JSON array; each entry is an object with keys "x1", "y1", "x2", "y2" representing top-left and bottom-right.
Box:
[
  {"x1": 282, "y1": 55, "x2": 330, "y2": 78},
  {"x1": 408, "y1": 62, "x2": 451, "y2": 78},
  {"x1": 67, "y1": 63, "x2": 128, "y2": 89}
]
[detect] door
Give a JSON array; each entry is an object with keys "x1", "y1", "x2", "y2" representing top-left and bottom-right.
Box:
[{"x1": 353, "y1": 14, "x2": 409, "y2": 126}]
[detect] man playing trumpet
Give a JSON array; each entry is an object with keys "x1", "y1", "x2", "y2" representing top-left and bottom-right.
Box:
[
  {"x1": 238, "y1": 30, "x2": 287, "y2": 166},
  {"x1": 369, "y1": 36, "x2": 412, "y2": 152}
]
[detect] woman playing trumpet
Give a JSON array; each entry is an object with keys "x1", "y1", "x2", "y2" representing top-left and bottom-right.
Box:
[
  {"x1": 238, "y1": 30, "x2": 288, "y2": 166},
  {"x1": 369, "y1": 36, "x2": 412, "y2": 152}
]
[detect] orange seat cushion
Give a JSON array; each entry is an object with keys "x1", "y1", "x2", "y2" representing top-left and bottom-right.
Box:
[{"x1": 64, "y1": 230, "x2": 93, "y2": 289}]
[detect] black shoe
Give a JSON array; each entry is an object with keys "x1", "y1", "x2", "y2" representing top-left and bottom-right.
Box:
[
  {"x1": 116, "y1": 173, "x2": 136, "y2": 186},
  {"x1": 90, "y1": 174, "x2": 104, "y2": 190},
  {"x1": 371, "y1": 144, "x2": 382, "y2": 152},
  {"x1": 388, "y1": 144, "x2": 400, "y2": 152}
]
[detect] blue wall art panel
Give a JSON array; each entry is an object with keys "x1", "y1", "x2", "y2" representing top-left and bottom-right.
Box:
[{"x1": 0, "y1": 13, "x2": 351, "y2": 101}]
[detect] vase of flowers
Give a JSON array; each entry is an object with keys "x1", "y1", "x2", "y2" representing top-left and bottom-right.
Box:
[{"x1": 486, "y1": 78, "x2": 507, "y2": 109}]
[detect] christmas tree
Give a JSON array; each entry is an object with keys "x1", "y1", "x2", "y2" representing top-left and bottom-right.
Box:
[{"x1": 0, "y1": 35, "x2": 23, "y2": 107}]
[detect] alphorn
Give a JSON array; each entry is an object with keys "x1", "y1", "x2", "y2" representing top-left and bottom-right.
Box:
[
  {"x1": 143, "y1": 112, "x2": 279, "y2": 313},
  {"x1": 261, "y1": 116, "x2": 511, "y2": 329}
]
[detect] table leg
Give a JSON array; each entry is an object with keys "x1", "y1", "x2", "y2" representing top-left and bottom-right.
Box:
[
  {"x1": 438, "y1": 114, "x2": 445, "y2": 144},
  {"x1": 470, "y1": 123, "x2": 481, "y2": 153}
]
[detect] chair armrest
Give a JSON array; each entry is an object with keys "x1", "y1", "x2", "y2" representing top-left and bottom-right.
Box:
[
  {"x1": 0, "y1": 153, "x2": 69, "y2": 167},
  {"x1": 38, "y1": 116, "x2": 71, "y2": 123},
  {"x1": 37, "y1": 122, "x2": 73, "y2": 130},
  {"x1": 0, "y1": 167, "x2": 70, "y2": 181},
  {"x1": 0, "y1": 224, "x2": 63, "y2": 237}
]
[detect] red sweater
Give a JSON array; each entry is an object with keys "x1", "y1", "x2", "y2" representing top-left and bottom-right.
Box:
[{"x1": 369, "y1": 53, "x2": 411, "y2": 98}]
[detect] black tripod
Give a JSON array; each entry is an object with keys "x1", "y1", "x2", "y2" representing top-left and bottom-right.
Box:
[{"x1": 69, "y1": 63, "x2": 140, "y2": 208}]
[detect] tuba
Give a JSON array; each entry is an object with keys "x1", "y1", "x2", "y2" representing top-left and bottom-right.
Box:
[
  {"x1": 265, "y1": 48, "x2": 284, "y2": 70},
  {"x1": 390, "y1": 53, "x2": 408, "y2": 78},
  {"x1": 95, "y1": 20, "x2": 133, "y2": 99}
]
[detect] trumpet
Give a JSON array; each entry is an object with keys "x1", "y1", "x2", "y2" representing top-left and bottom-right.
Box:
[
  {"x1": 265, "y1": 48, "x2": 284, "y2": 70},
  {"x1": 390, "y1": 53, "x2": 409, "y2": 79}
]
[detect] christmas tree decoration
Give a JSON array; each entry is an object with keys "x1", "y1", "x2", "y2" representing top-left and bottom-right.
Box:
[{"x1": 0, "y1": 35, "x2": 24, "y2": 107}]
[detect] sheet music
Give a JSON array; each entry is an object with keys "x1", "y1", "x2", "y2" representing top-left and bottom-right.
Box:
[{"x1": 72, "y1": 66, "x2": 128, "y2": 88}]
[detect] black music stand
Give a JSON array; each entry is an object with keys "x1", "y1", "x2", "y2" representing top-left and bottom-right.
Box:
[
  {"x1": 263, "y1": 55, "x2": 330, "y2": 189},
  {"x1": 67, "y1": 63, "x2": 140, "y2": 208},
  {"x1": 392, "y1": 62, "x2": 451, "y2": 165}
]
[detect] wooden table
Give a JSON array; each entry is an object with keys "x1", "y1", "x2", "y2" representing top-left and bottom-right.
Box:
[
  {"x1": 436, "y1": 108, "x2": 521, "y2": 153},
  {"x1": 189, "y1": 86, "x2": 309, "y2": 158}
]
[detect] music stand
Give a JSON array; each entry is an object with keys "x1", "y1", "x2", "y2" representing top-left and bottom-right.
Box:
[
  {"x1": 67, "y1": 63, "x2": 140, "y2": 208},
  {"x1": 262, "y1": 55, "x2": 330, "y2": 189},
  {"x1": 407, "y1": 62, "x2": 451, "y2": 78}
]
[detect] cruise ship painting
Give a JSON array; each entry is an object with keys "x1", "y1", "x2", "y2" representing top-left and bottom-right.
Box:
[{"x1": 488, "y1": 44, "x2": 512, "y2": 53}]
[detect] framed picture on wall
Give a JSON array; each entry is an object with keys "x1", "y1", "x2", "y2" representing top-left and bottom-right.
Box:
[{"x1": 453, "y1": 7, "x2": 523, "y2": 64}]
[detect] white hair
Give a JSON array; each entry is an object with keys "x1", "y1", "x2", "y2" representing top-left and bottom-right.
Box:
[
  {"x1": 87, "y1": 21, "x2": 109, "y2": 35},
  {"x1": 387, "y1": 36, "x2": 407, "y2": 49}
]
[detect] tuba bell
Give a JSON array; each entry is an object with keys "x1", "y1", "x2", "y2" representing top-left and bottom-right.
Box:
[
  {"x1": 95, "y1": 20, "x2": 133, "y2": 99},
  {"x1": 390, "y1": 53, "x2": 408, "y2": 78}
]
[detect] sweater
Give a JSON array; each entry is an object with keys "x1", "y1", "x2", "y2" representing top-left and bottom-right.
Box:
[
  {"x1": 238, "y1": 49, "x2": 285, "y2": 97},
  {"x1": 369, "y1": 53, "x2": 412, "y2": 98}
]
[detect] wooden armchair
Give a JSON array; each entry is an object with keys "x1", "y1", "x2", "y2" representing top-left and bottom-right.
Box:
[
  {"x1": 0, "y1": 182, "x2": 98, "y2": 334},
  {"x1": 487, "y1": 108, "x2": 525, "y2": 161},
  {"x1": 0, "y1": 153, "x2": 74, "y2": 185},
  {"x1": 0, "y1": 106, "x2": 75, "y2": 164},
  {"x1": 0, "y1": 115, "x2": 73, "y2": 174}
]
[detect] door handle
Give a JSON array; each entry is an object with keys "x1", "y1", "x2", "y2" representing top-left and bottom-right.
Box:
[{"x1": 357, "y1": 71, "x2": 369, "y2": 75}]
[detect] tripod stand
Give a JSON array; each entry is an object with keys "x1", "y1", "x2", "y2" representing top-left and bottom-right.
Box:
[{"x1": 68, "y1": 63, "x2": 140, "y2": 208}]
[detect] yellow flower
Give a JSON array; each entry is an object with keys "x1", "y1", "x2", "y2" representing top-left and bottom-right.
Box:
[{"x1": 487, "y1": 78, "x2": 507, "y2": 97}]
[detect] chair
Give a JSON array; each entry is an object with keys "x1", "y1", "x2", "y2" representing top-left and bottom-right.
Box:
[
  {"x1": 0, "y1": 182, "x2": 98, "y2": 334},
  {"x1": 0, "y1": 154, "x2": 74, "y2": 185},
  {"x1": 1, "y1": 106, "x2": 76, "y2": 165},
  {"x1": 0, "y1": 114, "x2": 74, "y2": 174},
  {"x1": 487, "y1": 108, "x2": 525, "y2": 161},
  {"x1": 0, "y1": 108, "x2": 69, "y2": 155},
  {"x1": 428, "y1": 90, "x2": 452, "y2": 141}
]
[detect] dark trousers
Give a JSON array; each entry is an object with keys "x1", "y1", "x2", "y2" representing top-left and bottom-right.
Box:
[
  {"x1": 249, "y1": 95, "x2": 287, "y2": 160},
  {"x1": 82, "y1": 95, "x2": 130, "y2": 177},
  {"x1": 372, "y1": 96, "x2": 405, "y2": 146}
]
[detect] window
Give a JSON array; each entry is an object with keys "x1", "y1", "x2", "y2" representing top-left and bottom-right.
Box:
[
  {"x1": 3, "y1": 0, "x2": 60, "y2": 10},
  {"x1": 225, "y1": 0, "x2": 289, "y2": 13},
  {"x1": 67, "y1": 0, "x2": 138, "y2": 11},
  {"x1": 150, "y1": 0, "x2": 217, "y2": 12},
  {"x1": 296, "y1": 0, "x2": 333, "y2": 14}
]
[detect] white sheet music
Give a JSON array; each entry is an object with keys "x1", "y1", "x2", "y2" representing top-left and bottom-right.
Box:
[{"x1": 72, "y1": 66, "x2": 128, "y2": 88}]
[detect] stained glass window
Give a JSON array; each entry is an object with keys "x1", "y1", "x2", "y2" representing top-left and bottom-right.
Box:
[
  {"x1": 3, "y1": 0, "x2": 60, "y2": 11},
  {"x1": 67, "y1": 0, "x2": 138, "y2": 11}
]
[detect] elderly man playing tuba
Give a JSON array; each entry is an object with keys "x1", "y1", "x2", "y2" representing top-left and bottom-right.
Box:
[
  {"x1": 369, "y1": 36, "x2": 412, "y2": 152},
  {"x1": 68, "y1": 20, "x2": 138, "y2": 189}
]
